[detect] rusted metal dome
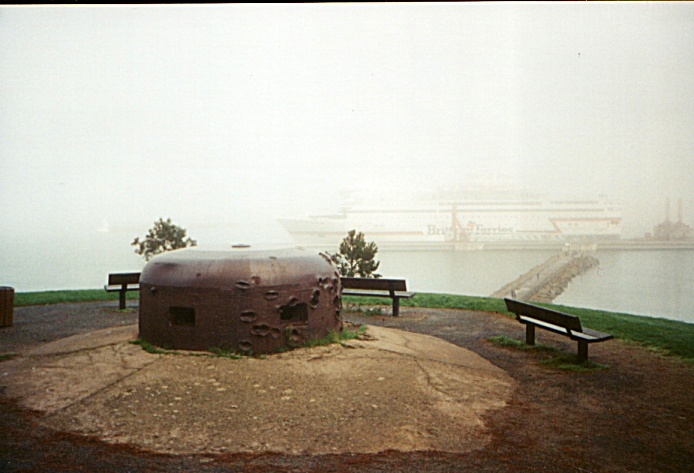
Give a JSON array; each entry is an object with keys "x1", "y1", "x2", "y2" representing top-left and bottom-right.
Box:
[{"x1": 138, "y1": 247, "x2": 342, "y2": 354}]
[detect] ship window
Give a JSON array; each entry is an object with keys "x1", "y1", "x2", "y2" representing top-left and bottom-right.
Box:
[
  {"x1": 280, "y1": 303, "x2": 308, "y2": 324},
  {"x1": 170, "y1": 306, "x2": 196, "y2": 326}
]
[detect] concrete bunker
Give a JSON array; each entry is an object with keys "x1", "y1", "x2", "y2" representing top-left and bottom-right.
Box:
[{"x1": 138, "y1": 247, "x2": 342, "y2": 354}]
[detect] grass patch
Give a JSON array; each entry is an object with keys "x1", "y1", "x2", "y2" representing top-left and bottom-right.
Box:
[
  {"x1": 131, "y1": 339, "x2": 244, "y2": 359},
  {"x1": 207, "y1": 347, "x2": 245, "y2": 359},
  {"x1": 15, "y1": 289, "x2": 138, "y2": 307},
  {"x1": 130, "y1": 327, "x2": 369, "y2": 359},
  {"x1": 304, "y1": 330, "x2": 341, "y2": 348},
  {"x1": 131, "y1": 339, "x2": 247, "y2": 359},
  {"x1": 12, "y1": 289, "x2": 694, "y2": 362},
  {"x1": 514, "y1": 300, "x2": 694, "y2": 362},
  {"x1": 342, "y1": 324, "x2": 368, "y2": 340},
  {"x1": 343, "y1": 293, "x2": 507, "y2": 314},
  {"x1": 343, "y1": 304, "x2": 384, "y2": 316},
  {"x1": 539, "y1": 354, "x2": 609, "y2": 372},
  {"x1": 488, "y1": 335, "x2": 527, "y2": 348},
  {"x1": 488, "y1": 335, "x2": 554, "y2": 352},
  {"x1": 130, "y1": 338, "x2": 178, "y2": 355},
  {"x1": 303, "y1": 325, "x2": 368, "y2": 348},
  {"x1": 0, "y1": 353, "x2": 18, "y2": 362},
  {"x1": 403, "y1": 293, "x2": 509, "y2": 313},
  {"x1": 488, "y1": 336, "x2": 609, "y2": 371},
  {"x1": 353, "y1": 292, "x2": 694, "y2": 361}
]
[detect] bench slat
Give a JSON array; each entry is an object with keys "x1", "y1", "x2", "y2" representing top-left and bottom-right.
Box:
[
  {"x1": 506, "y1": 298, "x2": 582, "y2": 331},
  {"x1": 106, "y1": 272, "x2": 141, "y2": 310},
  {"x1": 519, "y1": 316, "x2": 611, "y2": 343},
  {"x1": 518, "y1": 316, "x2": 571, "y2": 337},
  {"x1": 341, "y1": 277, "x2": 407, "y2": 292},
  {"x1": 107, "y1": 272, "x2": 141, "y2": 286},
  {"x1": 342, "y1": 291, "x2": 391, "y2": 298},
  {"x1": 576, "y1": 327, "x2": 614, "y2": 342},
  {"x1": 105, "y1": 284, "x2": 140, "y2": 292},
  {"x1": 342, "y1": 290, "x2": 414, "y2": 299}
]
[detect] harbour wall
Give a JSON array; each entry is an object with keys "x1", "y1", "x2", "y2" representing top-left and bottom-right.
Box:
[
  {"x1": 490, "y1": 253, "x2": 600, "y2": 303},
  {"x1": 373, "y1": 240, "x2": 694, "y2": 252}
]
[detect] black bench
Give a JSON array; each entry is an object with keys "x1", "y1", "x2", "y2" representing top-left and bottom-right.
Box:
[
  {"x1": 341, "y1": 277, "x2": 414, "y2": 317},
  {"x1": 105, "y1": 272, "x2": 141, "y2": 309},
  {"x1": 504, "y1": 298, "x2": 613, "y2": 361}
]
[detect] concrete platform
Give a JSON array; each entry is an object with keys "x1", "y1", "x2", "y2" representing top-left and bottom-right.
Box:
[{"x1": 0, "y1": 322, "x2": 514, "y2": 456}]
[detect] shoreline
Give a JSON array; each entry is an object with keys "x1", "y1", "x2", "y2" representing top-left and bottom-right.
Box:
[
  {"x1": 296, "y1": 239, "x2": 694, "y2": 252},
  {"x1": 5, "y1": 290, "x2": 693, "y2": 361}
]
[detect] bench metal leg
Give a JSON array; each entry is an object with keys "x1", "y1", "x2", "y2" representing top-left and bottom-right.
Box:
[
  {"x1": 392, "y1": 297, "x2": 400, "y2": 317},
  {"x1": 119, "y1": 286, "x2": 127, "y2": 310},
  {"x1": 577, "y1": 340, "x2": 588, "y2": 362},
  {"x1": 525, "y1": 324, "x2": 535, "y2": 346}
]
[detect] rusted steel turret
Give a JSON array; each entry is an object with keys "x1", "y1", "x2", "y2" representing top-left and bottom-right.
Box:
[{"x1": 139, "y1": 247, "x2": 342, "y2": 354}]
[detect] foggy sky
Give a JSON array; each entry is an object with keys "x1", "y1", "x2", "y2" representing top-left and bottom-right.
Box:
[{"x1": 2, "y1": 3, "x2": 693, "y2": 244}]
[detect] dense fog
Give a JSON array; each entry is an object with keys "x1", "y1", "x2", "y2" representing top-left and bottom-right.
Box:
[{"x1": 2, "y1": 3, "x2": 693, "y2": 245}]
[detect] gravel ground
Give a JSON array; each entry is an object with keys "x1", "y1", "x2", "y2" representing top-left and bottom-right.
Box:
[
  {"x1": 1, "y1": 302, "x2": 693, "y2": 472},
  {"x1": 0, "y1": 301, "x2": 138, "y2": 354}
]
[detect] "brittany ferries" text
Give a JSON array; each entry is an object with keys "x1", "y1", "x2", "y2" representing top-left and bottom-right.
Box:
[{"x1": 427, "y1": 223, "x2": 514, "y2": 235}]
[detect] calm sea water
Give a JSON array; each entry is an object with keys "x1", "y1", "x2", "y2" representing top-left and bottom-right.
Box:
[
  {"x1": 1, "y1": 230, "x2": 692, "y2": 324},
  {"x1": 553, "y1": 250, "x2": 694, "y2": 323},
  {"x1": 0, "y1": 231, "x2": 146, "y2": 293},
  {"x1": 378, "y1": 249, "x2": 694, "y2": 324}
]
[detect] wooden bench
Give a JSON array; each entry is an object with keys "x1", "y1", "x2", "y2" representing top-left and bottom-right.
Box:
[
  {"x1": 341, "y1": 277, "x2": 414, "y2": 317},
  {"x1": 504, "y1": 298, "x2": 613, "y2": 361},
  {"x1": 105, "y1": 272, "x2": 141, "y2": 309}
]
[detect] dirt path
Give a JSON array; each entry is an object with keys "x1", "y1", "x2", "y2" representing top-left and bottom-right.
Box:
[{"x1": 1, "y1": 303, "x2": 693, "y2": 472}]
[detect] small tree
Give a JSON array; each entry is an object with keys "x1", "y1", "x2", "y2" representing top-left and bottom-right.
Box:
[
  {"x1": 132, "y1": 218, "x2": 197, "y2": 261},
  {"x1": 331, "y1": 229, "x2": 380, "y2": 278}
]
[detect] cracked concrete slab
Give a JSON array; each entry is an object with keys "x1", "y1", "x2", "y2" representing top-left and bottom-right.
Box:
[{"x1": 0, "y1": 324, "x2": 514, "y2": 455}]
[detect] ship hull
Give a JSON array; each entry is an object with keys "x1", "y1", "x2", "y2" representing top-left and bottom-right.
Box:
[{"x1": 280, "y1": 199, "x2": 622, "y2": 248}]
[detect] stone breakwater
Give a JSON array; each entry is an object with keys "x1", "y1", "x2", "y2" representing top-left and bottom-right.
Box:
[
  {"x1": 491, "y1": 254, "x2": 600, "y2": 303},
  {"x1": 524, "y1": 255, "x2": 600, "y2": 303}
]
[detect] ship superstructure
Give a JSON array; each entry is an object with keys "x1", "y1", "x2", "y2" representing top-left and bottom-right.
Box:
[{"x1": 279, "y1": 191, "x2": 622, "y2": 248}]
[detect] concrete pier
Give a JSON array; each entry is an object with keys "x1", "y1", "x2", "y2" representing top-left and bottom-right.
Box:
[{"x1": 491, "y1": 253, "x2": 599, "y2": 303}]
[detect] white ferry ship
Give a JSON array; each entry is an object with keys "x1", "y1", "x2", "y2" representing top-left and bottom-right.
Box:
[{"x1": 279, "y1": 193, "x2": 622, "y2": 248}]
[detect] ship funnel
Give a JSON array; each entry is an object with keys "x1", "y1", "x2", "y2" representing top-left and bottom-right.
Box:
[
  {"x1": 665, "y1": 198, "x2": 671, "y2": 223},
  {"x1": 678, "y1": 198, "x2": 683, "y2": 224}
]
